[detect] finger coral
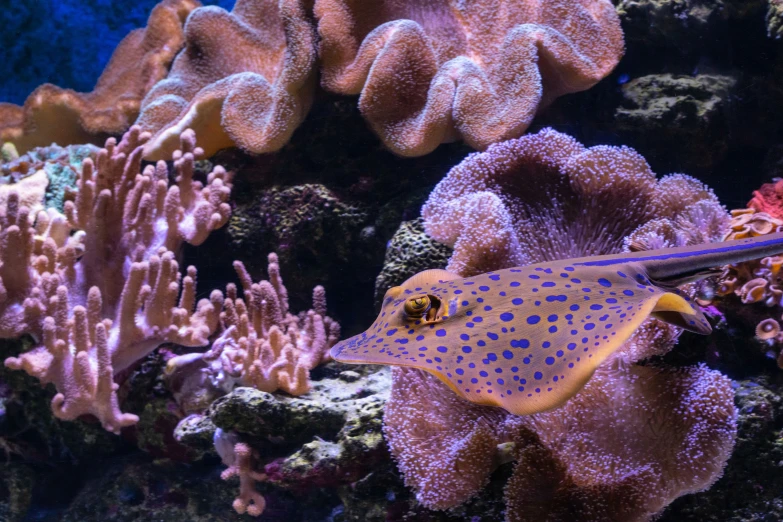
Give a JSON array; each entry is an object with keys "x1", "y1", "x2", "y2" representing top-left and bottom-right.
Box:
[
  {"x1": 385, "y1": 129, "x2": 736, "y2": 520},
  {"x1": 0, "y1": 0, "x2": 198, "y2": 154},
  {"x1": 215, "y1": 429, "x2": 268, "y2": 517},
  {"x1": 315, "y1": 0, "x2": 624, "y2": 157},
  {"x1": 168, "y1": 254, "x2": 340, "y2": 398},
  {"x1": 136, "y1": 0, "x2": 317, "y2": 160},
  {"x1": 2, "y1": 126, "x2": 232, "y2": 433}
]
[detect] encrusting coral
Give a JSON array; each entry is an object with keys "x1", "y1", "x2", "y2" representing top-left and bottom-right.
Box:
[
  {"x1": 136, "y1": 0, "x2": 317, "y2": 160},
  {"x1": 383, "y1": 128, "x2": 736, "y2": 520},
  {"x1": 167, "y1": 253, "x2": 340, "y2": 399},
  {"x1": 2, "y1": 125, "x2": 232, "y2": 433},
  {"x1": 315, "y1": 0, "x2": 624, "y2": 157},
  {"x1": 717, "y1": 208, "x2": 783, "y2": 368},
  {"x1": 0, "y1": 0, "x2": 198, "y2": 154}
]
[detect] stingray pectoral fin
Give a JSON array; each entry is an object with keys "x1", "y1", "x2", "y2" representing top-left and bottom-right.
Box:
[
  {"x1": 650, "y1": 292, "x2": 712, "y2": 335},
  {"x1": 471, "y1": 289, "x2": 666, "y2": 417}
]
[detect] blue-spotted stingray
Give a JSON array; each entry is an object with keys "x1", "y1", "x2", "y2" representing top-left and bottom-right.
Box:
[{"x1": 332, "y1": 233, "x2": 783, "y2": 416}]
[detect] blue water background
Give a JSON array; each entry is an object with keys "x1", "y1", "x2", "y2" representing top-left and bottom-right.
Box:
[{"x1": 0, "y1": 0, "x2": 235, "y2": 105}]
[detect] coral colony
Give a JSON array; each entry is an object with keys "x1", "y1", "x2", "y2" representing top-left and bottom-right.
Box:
[{"x1": 2, "y1": 0, "x2": 783, "y2": 520}]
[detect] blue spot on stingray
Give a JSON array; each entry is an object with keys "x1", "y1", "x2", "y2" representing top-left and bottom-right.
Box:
[
  {"x1": 527, "y1": 315, "x2": 540, "y2": 324},
  {"x1": 534, "y1": 371, "x2": 543, "y2": 380},
  {"x1": 598, "y1": 278, "x2": 612, "y2": 287},
  {"x1": 437, "y1": 346, "x2": 448, "y2": 353},
  {"x1": 500, "y1": 312, "x2": 514, "y2": 322},
  {"x1": 487, "y1": 332, "x2": 499, "y2": 340},
  {"x1": 512, "y1": 298, "x2": 523, "y2": 305},
  {"x1": 489, "y1": 274, "x2": 500, "y2": 281},
  {"x1": 623, "y1": 290, "x2": 634, "y2": 296},
  {"x1": 570, "y1": 304, "x2": 580, "y2": 311},
  {"x1": 547, "y1": 314, "x2": 558, "y2": 322},
  {"x1": 386, "y1": 329, "x2": 397, "y2": 336},
  {"x1": 462, "y1": 346, "x2": 472, "y2": 353},
  {"x1": 503, "y1": 350, "x2": 514, "y2": 359},
  {"x1": 542, "y1": 282, "x2": 556, "y2": 288},
  {"x1": 545, "y1": 357, "x2": 555, "y2": 365},
  {"x1": 436, "y1": 329, "x2": 446, "y2": 337},
  {"x1": 479, "y1": 286, "x2": 489, "y2": 291},
  {"x1": 510, "y1": 282, "x2": 521, "y2": 287},
  {"x1": 590, "y1": 304, "x2": 603, "y2": 310},
  {"x1": 585, "y1": 323, "x2": 595, "y2": 331},
  {"x1": 460, "y1": 333, "x2": 470, "y2": 341},
  {"x1": 529, "y1": 275, "x2": 540, "y2": 280}
]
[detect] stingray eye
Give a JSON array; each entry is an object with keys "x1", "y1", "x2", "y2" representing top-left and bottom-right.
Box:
[{"x1": 404, "y1": 295, "x2": 431, "y2": 317}]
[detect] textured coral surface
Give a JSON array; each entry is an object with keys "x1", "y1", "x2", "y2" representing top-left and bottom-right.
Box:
[
  {"x1": 315, "y1": 0, "x2": 624, "y2": 156},
  {"x1": 136, "y1": 0, "x2": 317, "y2": 160},
  {"x1": 380, "y1": 129, "x2": 737, "y2": 520}
]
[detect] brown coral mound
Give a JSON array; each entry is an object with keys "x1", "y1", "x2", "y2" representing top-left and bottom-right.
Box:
[
  {"x1": 385, "y1": 129, "x2": 736, "y2": 520},
  {"x1": 2, "y1": 126, "x2": 231, "y2": 432},
  {"x1": 422, "y1": 127, "x2": 729, "y2": 277},
  {"x1": 315, "y1": 0, "x2": 623, "y2": 156},
  {"x1": 0, "y1": 0, "x2": 198, "y2": 153},
  {"x1": 136, "y1": 0, "x2": 317, "y2": 160}
]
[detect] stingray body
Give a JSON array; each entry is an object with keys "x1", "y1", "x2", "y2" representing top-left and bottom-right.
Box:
[{"x1": 332, "y1": 232, "x2": 783, "y2": 416}]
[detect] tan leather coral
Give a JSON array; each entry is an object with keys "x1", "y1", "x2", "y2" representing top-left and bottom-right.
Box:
[
  {"x1": 0, "y1": 0, "x2": 198, "y2": 153},
  {"x1": 136, "y1": 0, "x2": 317, "y2": 160},
  {"x1": 315, "y1": 0, "x2": 624, "y2": 156}
]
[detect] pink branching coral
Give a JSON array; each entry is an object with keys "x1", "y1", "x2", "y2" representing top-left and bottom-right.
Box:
[
  {"x1": 315, "y1": 0, "x2": 624, "y2": 156},
  {"x1": 0, "y1": 0, "x2": 198, "y2": 153},
  {"x1": 169, "y1": 254, "x2": 340, "y2": 398},
  {"x1": 384, "y1": 129, "x2": 736, "y2": 519},
  {"x1": 2, "y1": 126, "x2": 231, "y2": 433},
  {"x1": 136, "y1": 0, "x2": 317, "y2": 160},
  {"x1": 215, "y1": 428, "x2": 267, "y2": 517}
]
